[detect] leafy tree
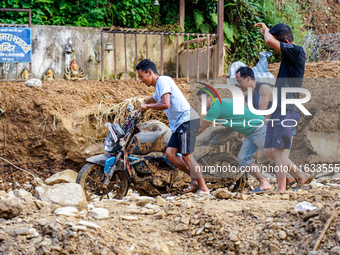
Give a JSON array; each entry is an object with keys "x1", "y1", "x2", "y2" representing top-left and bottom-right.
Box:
[{"x1": 0, "y1": 0, "x2": 307, "y2": 66}]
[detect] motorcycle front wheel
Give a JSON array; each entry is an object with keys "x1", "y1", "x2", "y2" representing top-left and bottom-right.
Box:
[{"x1": 76, "y1": 163, "x2": 129, "y2": 201}]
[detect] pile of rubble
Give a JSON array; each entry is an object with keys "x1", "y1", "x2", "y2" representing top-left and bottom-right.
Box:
[{"x1": 1, "y1": 169, "x2": 340, "y2": 254}]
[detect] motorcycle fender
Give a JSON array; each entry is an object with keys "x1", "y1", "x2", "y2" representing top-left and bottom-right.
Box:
[
  {"x1": 86, "y1": 154, "x2": 112, "y2": 166},
  {"x1": 104, "y1": 156, "x2": 116, "y2": 175}
]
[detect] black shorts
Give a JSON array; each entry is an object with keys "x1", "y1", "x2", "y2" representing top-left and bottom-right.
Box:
[
  {"x1": 167, "y1": 119, "x2": 200, "y2": 154},
  {"x1": 264, "y1": 109, "x2": 301, "y2": 149}
]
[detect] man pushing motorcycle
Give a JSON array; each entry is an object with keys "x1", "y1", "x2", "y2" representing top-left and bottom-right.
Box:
[{"x1": 136, "y1": 59, "x2": 210, "y2": 195}]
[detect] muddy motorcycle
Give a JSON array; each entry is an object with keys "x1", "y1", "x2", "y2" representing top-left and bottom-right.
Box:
[
  {"x1": 76, "y1": 104, "x2": 246, "y2": 200},
  {"x1": 193, "y1": 126, "x2": 247, "y2": 192}
]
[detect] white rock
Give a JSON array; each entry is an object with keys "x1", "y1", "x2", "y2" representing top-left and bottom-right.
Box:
[
  {"x1": 77, "y1": 220, "x2": 101, "y2": 230},
  {"x1": 310, "y1": 182, "x2": 324, "y2": 189},
  {"x1": 0, "y1": 190, "x2": 7, "y2": 198},
  {"x1": 139, "y1": 208, "x2": 154, "y2": 215},
  {"x1": 37, "y1": 219, "x2": 49, "y2": 226},
  {"x1": 25, "y1": 78, "x2": 42, "y2": 87},
  {"x1": 144, "y1": 203, "x2": 160, "y2": 211},
  {"x1": 15, "y1": 228, "x2": 39, "y2": 238},
  {"x1": 156, "y1": 196, "x2": 166, "y2": 206},
  {"x1": 45, "y1": 170, "x2": 78, "y2": 185},
  {"x1": 120, "y1": 215, "x2": 138, "y2": 221},
  {"x1": 330, "y1": 246, "x2": 340, "y2": 255},
  {"x1": 181, "y1": 199, "x2": 193, "y2": 209},
  {"x1": 0, "y1": 197, "x2": 22, "y2": 219},
  {"x1": 72, "y1": 225, "x2": 87, "y2": 232},
  {"x1": 126, "y1": 208, "x2": 140, "y2": 214},
  {"x1": 136, "y1": 197, "x2": 155, "y2": 206},
  {"x1": 195, "y1": 227, "x2": 204, "y2": 235},
  {"x1": 78, "y1": 210, "x2": 88, "y2": 217},
  {"x1": 180, "y1": 216, "x2": 190, "y2": 225},
  {"x1": 279, "y1": 230, "x2": 287, "y2": 240},
  {"x1": 54, "y1": 207, "x2": 78, "y2": 216},
  {"x1": 7, "y1": 191, "x2": 15, "y2": 198},
  {"x1": 229, "y1": 233, "x2": 239, "y2": 242},
  {"x1": 154, "y1": 210, "x2": 165, "y2": 219},
  {"x1": 174, "y1": 224, "x2": 188, "y2": 232},
  {"x1": 87, "y1": 204, "x2": 95, "y2": 210},
  {"x1": 15, "y1": 189, "x2": 33, "y2": 201},
  {"x1": 30, "y1": 235, "x2": 42, "y2": 244},
  {"x1": 35, "y1": 183, "x2": 87, "y2": 211},
  {"x1": 89, "y1": 208, "x2": 109, "y2": 219}
]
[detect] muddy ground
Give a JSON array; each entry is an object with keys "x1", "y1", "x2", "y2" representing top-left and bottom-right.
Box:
[
  {"x1": 0, "y1": 61, "x2": 339, "y2": 186},
  {"x1": 0, "y1": 60, "x2": 340, "y2": 254}
]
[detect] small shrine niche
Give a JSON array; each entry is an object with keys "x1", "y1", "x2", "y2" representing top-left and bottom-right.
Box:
[
  {"x1": 43, "y1": 68, "x2": 56, "y2": 81},
  {"x1": 64, "y1": 60, "x2": 85, "y2": 81}
]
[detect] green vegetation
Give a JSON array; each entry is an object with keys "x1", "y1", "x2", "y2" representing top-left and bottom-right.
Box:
[{"x1": 0, "y1": 0, "x2": 307, "y2": 66}]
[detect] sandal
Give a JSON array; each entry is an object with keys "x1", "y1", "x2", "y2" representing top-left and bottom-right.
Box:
[
  {"x1": 183, "y1": 183, "x2": 198, "y2": 193},
  {"x1": 286, "y1": 180, "x2": 297, "y2": 190},
  {"x1": 251, "y1": 186, "x2": 272, "y2": 194},
  {"x1": 294, "y1": 172, "x2": 315, "y2": 191}
]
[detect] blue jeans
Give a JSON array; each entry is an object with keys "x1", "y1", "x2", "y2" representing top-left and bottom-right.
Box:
[{"x1": 238, "y1": 125, "x2": 267, "y2": 167}]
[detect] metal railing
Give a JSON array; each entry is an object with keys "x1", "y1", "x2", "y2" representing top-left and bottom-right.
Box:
[
  {"x1": 100, "y1": 28, "x2": 219, "y2": 82},
  {"x1": 303, "y1": 31, "x2": 340, "y2": 62}
]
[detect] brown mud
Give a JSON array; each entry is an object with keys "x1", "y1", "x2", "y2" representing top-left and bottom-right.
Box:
[
  {"x1": 0, "y1": 60, "x2": 339, "y2": 254},
  {"x1": 0, "y1": 61, "x2": 340, "y2": 191}
]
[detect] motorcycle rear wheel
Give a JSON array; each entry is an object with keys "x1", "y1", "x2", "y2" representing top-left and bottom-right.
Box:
[{"x1": 76, "y1": 163, "x2": 129, "y2": 201}]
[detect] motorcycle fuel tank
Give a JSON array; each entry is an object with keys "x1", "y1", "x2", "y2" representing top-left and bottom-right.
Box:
[{"x1": 128, "y1": 120, "x2": 171, "y2": 155}]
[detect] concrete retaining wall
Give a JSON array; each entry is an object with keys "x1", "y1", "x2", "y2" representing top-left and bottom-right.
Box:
[{"x1": 0, "y1": 25, "x2": 218, "y2": 80}]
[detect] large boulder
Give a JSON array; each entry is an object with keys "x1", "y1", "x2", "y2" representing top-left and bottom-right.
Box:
[
  {"x1": 0, "y1": 196, "x2": 22, "y2": 219},
  {"x1": 45, "y1": 169, "x2": 78, "y2": 185},
  {"x1": 35, "y1": 183, "x2": 87, "y2": 211}
]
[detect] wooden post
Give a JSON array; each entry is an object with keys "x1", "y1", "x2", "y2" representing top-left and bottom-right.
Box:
[
  {"x1": 217, "y1": 0, "x2": 224, "y2": 77},
  {"x1": 101, "y1": 31, "x2": 104, "y2": 81},
  {"x1": 197, "y1": 35, "x2": 199, "y2": 80},
  {"x1": 135, "y1": 33, "x2": 138, "y2": 80},
  {"x1": 186, "y1": 34, "x2": 189, "y2": 82},
  {"x1": 176, "y1": 34, "x2": 179, "y2": 81},
  {"x1": 114, "y1": 33, "x2": 117, "y2": 80},
  {"x1": 180, "y1": 0, "x2": 185, "y2": 29},
  {"x1": 161, "y1": 33, "x2": 164, "y2": 76}
]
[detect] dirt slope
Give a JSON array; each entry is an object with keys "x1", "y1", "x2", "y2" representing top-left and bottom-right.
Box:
[{"x1": 0, "y1": 61, "x2": 339, "y2": 255}]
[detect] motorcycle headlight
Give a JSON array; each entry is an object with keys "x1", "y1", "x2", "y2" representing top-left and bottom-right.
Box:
[{"x1": 104, "y1": 135, "x2": 115, "y2": 152}]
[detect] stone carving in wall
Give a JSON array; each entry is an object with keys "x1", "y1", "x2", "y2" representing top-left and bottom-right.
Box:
[
  {"x1": 42, "y1": 68, "x2": 56, "y2": 81},
  {"x1": 64, "y1": 60, "x2": 85, "y2": 81},
  {"x1": 21, "y1": 69, "x2": 29, "y2": 80}
]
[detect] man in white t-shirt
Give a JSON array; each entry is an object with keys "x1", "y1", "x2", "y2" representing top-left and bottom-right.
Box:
[{"x1": 136, "y1": 59, "x2": 209, "y2": 195}]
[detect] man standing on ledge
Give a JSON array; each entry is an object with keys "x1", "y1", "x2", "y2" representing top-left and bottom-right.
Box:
[
  {"x1": 136, "y1": 59, "x2": 209, "y2": 195},
  {"x1": 255, "y1": 22, "x2": 313, "y2": 191}
]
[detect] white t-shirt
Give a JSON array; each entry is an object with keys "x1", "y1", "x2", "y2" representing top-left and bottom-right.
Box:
[{"x1": 153, "y1": 76, "x2": 192, "y2": 132}]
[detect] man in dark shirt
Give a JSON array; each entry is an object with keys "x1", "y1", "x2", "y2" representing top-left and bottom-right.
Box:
[{"x1": 255, "y1": 23, "x2": 313, "y2": 192}]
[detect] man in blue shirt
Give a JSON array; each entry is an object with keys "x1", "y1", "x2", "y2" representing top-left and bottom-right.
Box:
[{"x1": 136, "y1": 59, "x2": 209, "y2": 194}]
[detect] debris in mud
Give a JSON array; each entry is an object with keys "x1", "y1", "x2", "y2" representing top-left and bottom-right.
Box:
[
  {"x1": 0, "y1": 175, "x2": 340, "y2": 254},
  {"x1": 0, "y1": 61, "x2": 340, "y2": 254}
]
